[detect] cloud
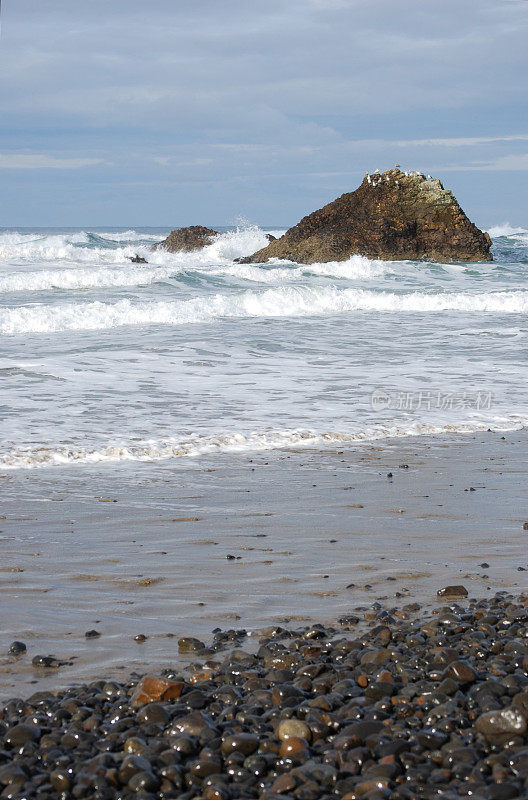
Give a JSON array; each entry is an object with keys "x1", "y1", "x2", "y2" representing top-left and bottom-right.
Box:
[
  {"x1": 0, "y1": 153, "x2": 103, "y2": 169},
  {"x1": 440, "y1": 153, "x2": 528, "y2": 171},
  {"x1": 394, "y1": 135, "x2": 528, "y2": 148},
  {"x1": 0, "y1": 0, "x2": 526, "y2": 224}
]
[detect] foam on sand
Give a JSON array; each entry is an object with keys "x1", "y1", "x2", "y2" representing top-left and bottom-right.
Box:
[{"x1": 1, "y1": 419, "x2": 526, "y2": 469}]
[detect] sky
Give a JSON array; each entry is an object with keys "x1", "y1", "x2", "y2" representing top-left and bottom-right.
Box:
[{"x1": 0, "y1": 0, "x2": 527, "y2": 227}]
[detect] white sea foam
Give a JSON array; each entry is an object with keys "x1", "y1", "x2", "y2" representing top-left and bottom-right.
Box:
[
  {"x1": 95, "y1": 230, "x2": 164, "y2": 242},
  {"x1": 1, "y1": 420, "x2": 525, "y2": 470},
  {"x1": 487, "y1": 223, "x2": 528, "y2": 238},
  {"x1": 0, "y1": 253, "x2": 386, "y2": 294},
  {"x1": 0, "y1": 265, "x2": 181, "y2": 293},
  {"x1": 0, "y1": 225, "x2": 279, "y2": 267},
  {"x1": 2, "y1": 286, "x2": 526, "y2": 335}
]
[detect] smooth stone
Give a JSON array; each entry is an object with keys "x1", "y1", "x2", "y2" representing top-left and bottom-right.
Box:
[
  {"x1": 220, "y1": 733, "x2": 259, "y2": 756},
  {"x1": 130, "y1": 675, "x2": 184, "y2": 707},
  {"x1": 437, "y1": 585, "x2": 468, "y2": 598},
  {"x1": 276, "y1": 719, "x2": 312, "y2": 742},
  {"x1": 4, "y1": 724, "x2": 41, "y2": 747},
  {"x1": 8, "y1": 641, "x2": 26, "y2": 656},
  {"x1": 31, "y1": 654, "x2": 61, "y2": 668},
  {"x1": 442, "y1": 660, "x2": 477, "y2": 684},
  {"x1": 136, "y1": 702, "x2": 170, "y2": 725},
  {"x1": 178, "y1": 637, "x2": 206, "y2": 653},
  {"x1": 49, "y1": 770, "x2": 71, "y2": 791},
  {"x1": 475, "y1": 707, "x2": 527, "y2": 743}
]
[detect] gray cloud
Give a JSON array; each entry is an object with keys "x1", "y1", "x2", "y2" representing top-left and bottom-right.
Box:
[{"x1": 0, "y1": 0, "x2": 526, "y2": 225}]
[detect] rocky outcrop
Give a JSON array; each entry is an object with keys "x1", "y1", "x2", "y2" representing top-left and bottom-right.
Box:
[
  {"x1": 240, "y1": 169, "x2": 492, "y2": 264},
  {"x1": 153, "y1": 226, "x2": 218, "y2": 253}
]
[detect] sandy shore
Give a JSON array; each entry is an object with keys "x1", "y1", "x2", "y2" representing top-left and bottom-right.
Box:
[{"x1": 0, "y1": 429, "x2": 526, "y2": 699}]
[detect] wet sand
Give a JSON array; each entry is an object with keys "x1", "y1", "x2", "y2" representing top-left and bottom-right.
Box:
[{"x1": 0, "y1": 429, "x2": 526, "y2": 699}]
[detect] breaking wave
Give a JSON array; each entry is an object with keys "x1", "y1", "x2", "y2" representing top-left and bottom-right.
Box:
[
  {"x1": 487, "y1": 223, "x2": 528, "y2": 238},
  {"x1": 0, "y1": 264, "x2": 179, "y2": 293},
  {"x1": 0, "y1": 253, "x2": 386, "y2": 294},
  {"x1": 2, "y1": 286, "x2": 526, "y2": 335},
  {"x1": 0, "y1": 225, "x2": 279, "y2": 266},
  {"x1": 1, "y1": 420, "x2": 526, "y2": 470}
]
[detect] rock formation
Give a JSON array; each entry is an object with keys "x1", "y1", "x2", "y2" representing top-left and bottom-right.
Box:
[
  {"x1": 239, "y1": 169, "x2": 492, "y2": 264},
  {"x1": 153, "y1": 226, "x2": 218, "y2": 253}
]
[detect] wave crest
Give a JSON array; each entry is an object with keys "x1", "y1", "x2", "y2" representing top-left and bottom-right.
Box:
[{"x1": 1, "y1": 286, "x2": 527, "y2": 335}]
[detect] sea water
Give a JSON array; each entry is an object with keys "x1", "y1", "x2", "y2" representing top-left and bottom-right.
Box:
[{"x1": 0, "y1": 223, "x2": 527, "y2": 471}]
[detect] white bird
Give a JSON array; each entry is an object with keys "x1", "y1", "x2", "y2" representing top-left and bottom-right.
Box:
[
  {"x1": 367, "y1": 175, "x2": 371, "y2": 185},
  {"x1": 374, "y1": 168, "x2": 380, "y2": 174},
  {"x1": 427, "y1": 174, "x2": 432, "y2": 180}
]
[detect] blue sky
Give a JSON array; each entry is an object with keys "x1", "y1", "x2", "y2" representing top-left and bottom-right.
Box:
[{"x1": 0, "y1": 0, "x2": 527, "y2": 227}]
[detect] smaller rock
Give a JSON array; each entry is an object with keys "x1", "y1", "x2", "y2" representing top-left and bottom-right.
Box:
[
  {"x1": 134, "y1": 634, "x2": 147, "y2": 643},
  {"x1": 130, "y1": 676, "x2": 184, "y2": 707},
  {"x1": 85, "y1": 629, "x2": 101, "y2": 638},
  {"x1": 178, "y1": 637, "x2": 205, "y2": 654},
  {"x1": 153, "y1": 226, "x2": 218, "y2": 253},
  {"x1": 50, "y1": 770, "x2": 71, "y2": 792},
  {"x1": 475, "y1": 707, "x2": 527, "y2": 744},
  {"x1": 221, "y1": 733, "x2": 259, "y2": 756},
  {"x1": 442, "y1": 660, "x2": 477, "y2": 685},
  {"x1": 276, "y1": 719, "x2": 312, "y2": 742},
  {"x1": 129, "y1": 255, "x2": 148, "y2": 263},
  {"x1": 0, "y1": 763, "x2": 27, "y2": 785},
  {"x1": 4, "y1": 723, "x2": 41, "y2": 747},
  {"x1": 31, "y1": 654, "x2": 61, "y2": 668},
  {"x1": 8, "y1": 641, "x2": 26, "y2": 656},
  {"x1": 437, "y1": 585, "x2": 468, "y2": 599},
  {"x1": 136, "y1": 702, "x2": 170, "y2": 726}
]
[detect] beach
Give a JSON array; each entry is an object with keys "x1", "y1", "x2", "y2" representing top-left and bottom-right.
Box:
[
  {"x1": 1, "y1": 429, "x2": 526, "y2": 699},
  {"x1": 0, "y1": 225, "x2": 527, "y2": 797}
]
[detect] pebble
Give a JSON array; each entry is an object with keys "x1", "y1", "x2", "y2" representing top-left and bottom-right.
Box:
[
  {"x1": 31, "y1": 654, "x2": 61, "y2": 668},
  {"x1": 437, "y1": 584, "x2": 468, "y2": 598},
  {"x1": 1, "y1": 592, "x2": 528, "y2": 799},
  {"x1": 8, "y1": 641, "x2": 26, "y2": 655}
]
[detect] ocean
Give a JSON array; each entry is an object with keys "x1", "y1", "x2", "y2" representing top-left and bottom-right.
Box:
[
  {"x1": 0, "y1": 223, "x2": 526, "y2": 472},
  {"x1": 1, "y1": 223, "x2": 527, "y2": 694}
]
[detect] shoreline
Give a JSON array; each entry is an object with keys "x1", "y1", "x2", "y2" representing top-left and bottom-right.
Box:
[{"x1": 1, "y1": 428, "x2": 527, "y2": 700}]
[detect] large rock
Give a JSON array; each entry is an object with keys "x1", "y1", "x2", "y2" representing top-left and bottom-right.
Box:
[
  {"x1": 153, "y1": 225, "x2": 218, "y2": 253},
  {"x1": 240, "y1": 169, "x2": 492, "y2": 264}
]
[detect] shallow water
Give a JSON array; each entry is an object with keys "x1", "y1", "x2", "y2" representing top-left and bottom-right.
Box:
[
  {"x1": 0, "y1": 431, "x2": 526, "y2": 698},
  {"x1": 0, "y1": 223, "x2": 527, "y2": 470}
]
